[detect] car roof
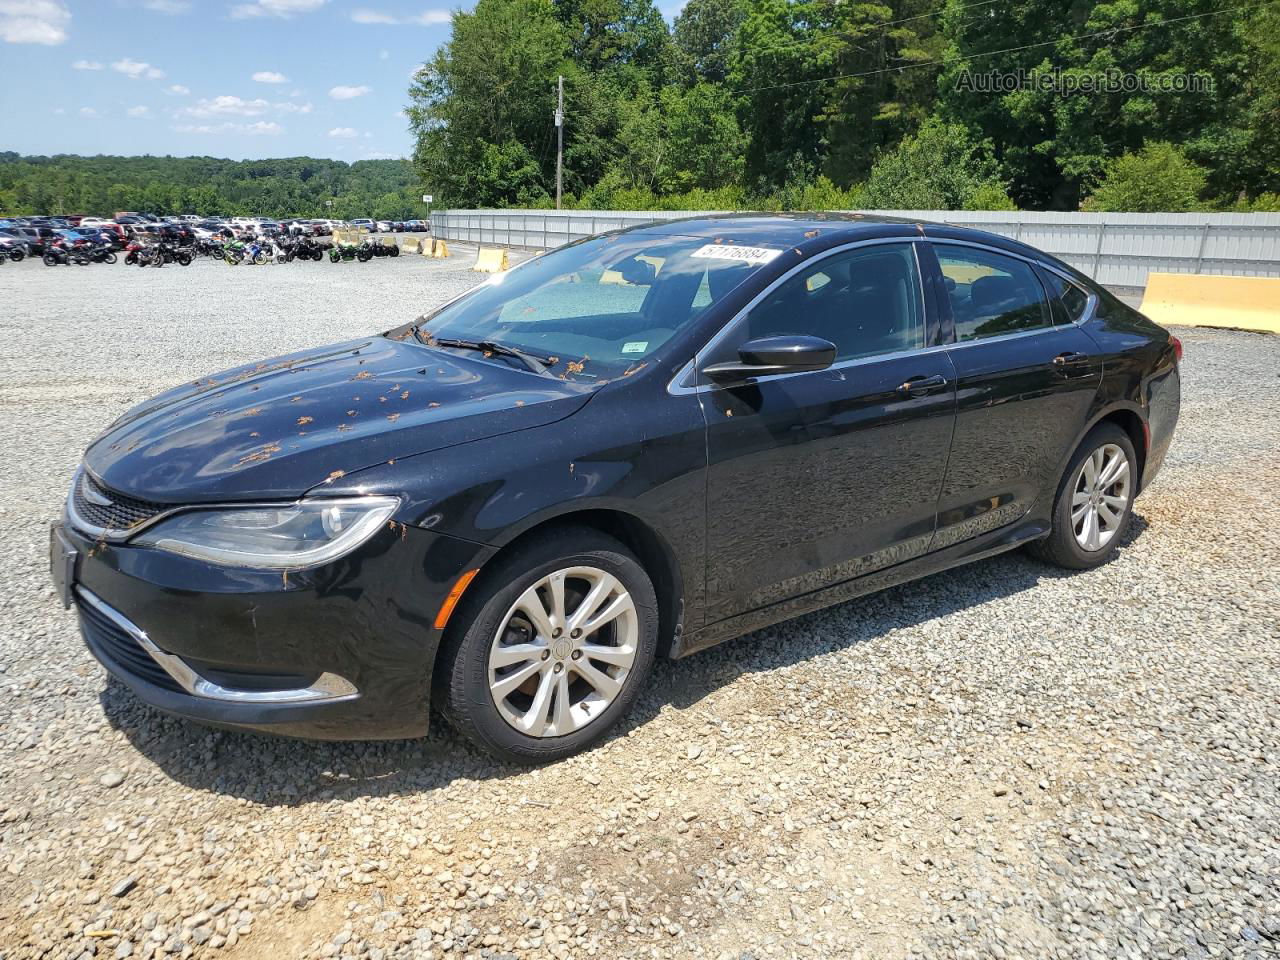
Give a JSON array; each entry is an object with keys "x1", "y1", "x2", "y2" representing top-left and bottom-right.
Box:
[{"x1": 628, "y1": 212, "x2": 1070, "y2": 271}]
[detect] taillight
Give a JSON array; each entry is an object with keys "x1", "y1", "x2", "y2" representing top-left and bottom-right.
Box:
[{"x1": 1170, "y1": 335, "x2": 1183, "y2": 363}]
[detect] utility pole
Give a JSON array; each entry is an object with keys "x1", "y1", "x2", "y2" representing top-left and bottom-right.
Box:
[{"x1": 555, "y1": 75, "x2": 564, "y2": 210}]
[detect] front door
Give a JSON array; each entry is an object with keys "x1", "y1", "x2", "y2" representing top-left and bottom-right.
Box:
[{"x1": 699, "y1": 241, "x2": 957, "y2": 624}]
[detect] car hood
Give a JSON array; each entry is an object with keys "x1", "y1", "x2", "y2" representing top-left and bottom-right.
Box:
[{"x1": 84, "y1": 336, "x2": 593, "y2": 503}]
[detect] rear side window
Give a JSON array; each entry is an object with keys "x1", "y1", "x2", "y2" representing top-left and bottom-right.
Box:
[
  {"x1": 935, "y1": 245, "x2": 1051, "y2": 341},
  {"x1": 744, "y1": 243, "x2": 926, "y2": 361},
  {"x1": 1042, "y1": 272, "x2": 1091, "y2": 324}
]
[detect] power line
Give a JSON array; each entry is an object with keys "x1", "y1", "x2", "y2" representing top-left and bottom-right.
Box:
[{"x1": 730, "y1": 0, "x2": 1278, "y2": 96}]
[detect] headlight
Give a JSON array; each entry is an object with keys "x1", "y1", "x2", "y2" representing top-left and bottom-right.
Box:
[{"x1": 133, "y1": 496, "x2": 400, "y2": 569}]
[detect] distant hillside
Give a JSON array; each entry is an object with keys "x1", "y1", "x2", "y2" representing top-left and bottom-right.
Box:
[{"x1": 0, "y1": 152, "x2": 423, "y2": 219}]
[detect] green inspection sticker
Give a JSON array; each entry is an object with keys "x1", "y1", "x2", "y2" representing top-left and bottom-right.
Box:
[{"x1": 622, "y1": 341, "x2": 648, "y2": 354}]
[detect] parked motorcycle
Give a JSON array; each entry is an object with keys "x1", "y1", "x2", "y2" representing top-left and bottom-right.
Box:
[
  {"x1": 294, "y1": 236, "x2": 325, "y2": 261},
  {"x1": 42, "y1": 239, "x2": 79, "y2": 266},
  {"x1": 329, "y1": 241, "x2": 361, "y2": 263},
  {"x1": 222, "y1": 240, "x2": 247, "y2": 267},
  {"x1": 76, "y1": 243, "x2": 118, "y2": 265},
  {"x1": 135, "y1": 243, "x2": 165, "y2": 268}
]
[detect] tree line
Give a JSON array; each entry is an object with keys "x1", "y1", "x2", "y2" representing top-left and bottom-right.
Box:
[
  {"x1": 407, "y1": 0, "x2": 1280, "y2": 212},
  {"x1": 0, "y1": 153, "x2": 424, "y2": 220}
]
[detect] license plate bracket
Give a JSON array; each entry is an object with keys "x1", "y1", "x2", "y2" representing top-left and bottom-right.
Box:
[{"x1": 49, "y1": 524, "x2": 77, "y2": 610}]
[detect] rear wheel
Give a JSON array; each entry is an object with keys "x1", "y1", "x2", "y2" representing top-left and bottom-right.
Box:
[
  {"x1": 42, "y1": 252, "x2": 59, "y2": 266},
  {"x1": 436, "y1": 527, "x2": 659, "y2": 763},
  {"x1": 9, "y1": 248, "x2": 24, "y2": 262},
  {"x1": 389, "y1": 245, "x2": 400, "y2": 257},
  {"x1": 1029, "y1": 422, "x2": 1137, "y2": 569}
]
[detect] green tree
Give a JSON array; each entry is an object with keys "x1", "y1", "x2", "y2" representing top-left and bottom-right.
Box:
[
  {"x1": 407, "y1": 0, "x2": 570, "y2": 206},
  {"x1": 1081, "y1": 141, "x2": 1207, "y2": 212},
  {"x1": 858, "y1": 117, "x2": 1013, "y2": 209},
  {"x1": 671, "y1": 0, "x2": 745, "y2": 84}
]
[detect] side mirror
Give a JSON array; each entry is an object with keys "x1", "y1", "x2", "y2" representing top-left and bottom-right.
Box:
[{"x1": 702, "y1": 335, "x2": 837, "y2": 383}]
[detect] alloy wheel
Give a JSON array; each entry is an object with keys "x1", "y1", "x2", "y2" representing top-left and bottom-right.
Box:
[
  {"x1": 1071, "y1": 442, "x2": 1131, "y2": 551},
  {"x1": 487, "y1": 566, "x2": 638, "y2": 738}
]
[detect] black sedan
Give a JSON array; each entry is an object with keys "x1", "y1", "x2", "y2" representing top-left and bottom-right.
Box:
[{"x1": 52, "y1": 214, "x2": 1180, "y2": 762}]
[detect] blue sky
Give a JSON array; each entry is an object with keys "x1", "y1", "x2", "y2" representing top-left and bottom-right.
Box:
[{"x1": 0, "y1": 0, "x2": 473, "y2": 161}]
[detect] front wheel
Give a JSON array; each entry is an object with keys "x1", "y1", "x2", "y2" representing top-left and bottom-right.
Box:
[
  {"x1": 42, "y1": 253, "x2": 60, "y2": 266},
  {"x1": 389, "y1": 245, "x2": 400, "y2": 257},
  {"x1": 1028, "y1": 422, "x2": 1137, "y2": 569},
  {"x1": 176, "y1": 252, "x2": 192, "y2": 266},
  {"x1": 9, "y1": 249, "x2": 24, "y2": 262},
  {"x1": 357, "y1": 249, "x2": 373, "y2": 262},
  {"x1": 103, "y1": 252, "x2": 117, "y2": 265},
  {"x1": 435, "y1": 527, "x2": 659, "y2": 764}
]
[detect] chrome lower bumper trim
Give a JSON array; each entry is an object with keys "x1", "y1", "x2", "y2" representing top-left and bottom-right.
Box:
[{"x1": 76, "y1": 587, "x2": 358, "y2": 705}]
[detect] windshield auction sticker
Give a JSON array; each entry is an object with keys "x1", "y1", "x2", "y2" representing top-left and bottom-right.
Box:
[{"x1": 690, "y1": 244, "x2": 783, "y2": 265}]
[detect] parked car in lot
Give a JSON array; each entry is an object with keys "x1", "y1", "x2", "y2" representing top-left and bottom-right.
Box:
[
  {"x1": 52, "y1": 214, "x2": 1180, "y2": 762},
  {"x1": 350, "y1": 218, "x2": 376, "y2": 232}
]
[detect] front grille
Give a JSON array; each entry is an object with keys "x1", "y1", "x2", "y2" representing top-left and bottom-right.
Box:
[
  {"x1": 78, "y1": 597, "x2": 182, "y2": 693},
  {"x1": 71, "y1": 471, "x2": 168, "y2": 534}
]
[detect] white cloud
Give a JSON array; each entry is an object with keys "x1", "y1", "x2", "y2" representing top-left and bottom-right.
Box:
[
  {"x1": 178, "y1": 94, "x2": 270, "y2": 117},
  {"x1": 0, "y1": 0, "x2": 69, "y2": 45},
  {"x1": 362, "y1": 150, "x2": 399, "y2": 159},
  {"x1": 53, "y1": 106, "x2": 65, "y2": 114},
  {"x1": 79, "y1": 106, "x2": 98, "y2": 117},
  {"x1": 112, "y1": 57, "x2": 165, "y2": 80},
  {"x1": 177, "y1": 94, "x2": 309, "y2": 118},
  {"x1": 126, "y1": 105, "x2": 151, "y2": 117},
  {"x1": 329, "y1": 84, "x2": 370, "y2": 100},
  {"x1": 142, "y1": 0, "x2": 190, "y2": 12},
  {"x1": 166, "y1": 83, "x2": 190, "y2": 95},
  {"x1": 252, "y1": 70, "x2": 287, "y2": 83},
  {"x1": 378, "y1": 48, "x2": 388, "y2": 60},
  {"x1": 72, "y1": 59, "x2": 101, "y2": 70},
  {"x1": 230, "y1": 0, "x2": 326, "y2": 19},
  {"x1": 174, "y1": 120, "x2": 282, "y2": 134},
  {"x1": 351, "y1": 7, "x2": 448, "y2": 25},
  {"x1": 328, "y1": 127, "x2": 358, "y2": 138}
]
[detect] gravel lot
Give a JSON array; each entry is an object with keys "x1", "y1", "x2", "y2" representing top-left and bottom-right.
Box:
[{"x1": 0, "y1": 253, "x2": 1277, "y2": 960}]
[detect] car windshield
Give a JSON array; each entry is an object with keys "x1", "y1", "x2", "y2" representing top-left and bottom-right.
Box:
[{"x1": 414, "y1": 232, "x2": 773, "y2": 382}]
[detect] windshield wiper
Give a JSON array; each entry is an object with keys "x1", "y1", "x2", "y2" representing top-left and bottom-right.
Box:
[{"x1": 426, "y1": 335, "x2": 556, "y2": 375}]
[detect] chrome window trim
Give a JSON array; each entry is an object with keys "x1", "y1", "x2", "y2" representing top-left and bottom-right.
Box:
[
  {"x1": 929, "y1": 238, "x2": 1098, "y2": 335},
  {"x1": 77, "y1": 586, "x2": 359, "y2": 704},
  {"x1": 668, "y1": 238, "x2": 932, "y2": 396}
]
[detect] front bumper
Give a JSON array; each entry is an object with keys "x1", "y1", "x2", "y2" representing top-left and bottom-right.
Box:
[{"x1": 53, "y1": 517, "x2": 492, "y2": 740}]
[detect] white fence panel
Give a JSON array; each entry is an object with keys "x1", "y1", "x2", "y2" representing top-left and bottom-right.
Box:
[{"x1": 432, "y1": 209, "x2": 1280, "y2": 290}]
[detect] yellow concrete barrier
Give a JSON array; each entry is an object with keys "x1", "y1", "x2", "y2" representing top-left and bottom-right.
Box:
[
  {"x1": 432, "y1": 239, "x2": 449, "y2": 259},
  {"x1": 1139, "y1": 272, "x2": 1280, "y2": 334},
  {"x1": 473, "y1": 247, "x2": 507, "y2": 272},
  {"x1": 401, "y1": 237, "x2": 420, "y2": 254},
  {"x1": 420, "y1": 238, "x2": 434, "y2": 257}
]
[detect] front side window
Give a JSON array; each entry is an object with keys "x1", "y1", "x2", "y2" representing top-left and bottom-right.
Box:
[
  {"x1": 416, "y1": 233, "x2": 771, "y2": 382},
  {"x1": 740, "y1": 243, "x2": 927, "y2": 362},
  {"x1": 935, "y1": 245, "x2": 1052, "y2": 341}
]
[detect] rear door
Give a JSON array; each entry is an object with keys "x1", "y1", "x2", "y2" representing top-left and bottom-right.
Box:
[
  {"x1": 698, "y1": 240, "x2": 957, "y2": 624},
  {"x1": 928, "y1": 242, "x2": 1102, "y2": 549}
]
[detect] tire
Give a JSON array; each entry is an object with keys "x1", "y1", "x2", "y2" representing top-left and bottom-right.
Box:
[
  {"x1": 357, "y1": 249, "x2": 373, "y2": 262},
  {"x1": 42, "y1": 253, "x2": 59, "y2": 266},
  {"x1": 177, "y1": 253, "x2": 192, "y2": 266},
  {"x1": 329, "y1": 250, "x2": 340, "y2": 263},
  {"x1": 10, "y1": 249, "x2": 24, "y2": 262},
  {"x1": 435, "y1": 527, "x2": 660, "y2": 764},
  {"x1": 389, "y1": 245, "x2": 400, "y2": 257},
  {"x1": 253, "y1": 253, "x2": 267, "y2": 266},
  {"x1": 1028, "y1": 422, "x2": 1137, "y2": 570},
  {"x1": 103, "y1": 252, "x2": 117, "y2": 265}
]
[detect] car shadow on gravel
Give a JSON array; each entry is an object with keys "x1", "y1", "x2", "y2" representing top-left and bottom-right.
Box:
[{"x1": 100, "y1": 514, "x2": 1149, "y2": 804}]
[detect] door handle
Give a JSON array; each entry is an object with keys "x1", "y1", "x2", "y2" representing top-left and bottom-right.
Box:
[
  {"x1": 1049, "y1": 350, "x2": 1090, "y2": 378},
  {"x1": 896, "y1": 374, "x2": 948, "y2": 398}
]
